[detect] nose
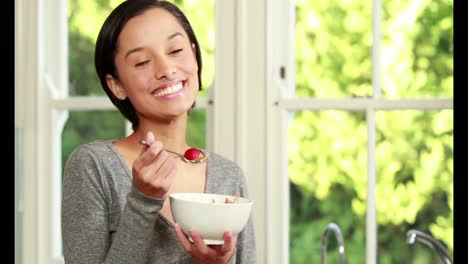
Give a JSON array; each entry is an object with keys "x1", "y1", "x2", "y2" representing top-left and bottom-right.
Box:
[{"x1": 154, "y1": 56, "x2": 176, "y2": 80}]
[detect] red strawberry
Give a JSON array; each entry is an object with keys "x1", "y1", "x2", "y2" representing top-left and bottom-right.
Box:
[{"x1": 183, "y1": 148, "x2": 203, "y2": 161}]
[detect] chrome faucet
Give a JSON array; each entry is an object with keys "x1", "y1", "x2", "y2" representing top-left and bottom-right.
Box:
[
  {"x1": 406, "y1": 229, "x2": 453, "y2": 264},
  {"x1": 321, "y1": 222, "x2": 345, "y2": 264}
]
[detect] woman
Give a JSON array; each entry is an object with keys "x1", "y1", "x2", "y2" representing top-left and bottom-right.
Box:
[{"x1": 61, "y1": 0, "x2": 256, "y2": 263}]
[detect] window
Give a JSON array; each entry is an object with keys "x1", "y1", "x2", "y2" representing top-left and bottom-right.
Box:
[
  {"x1": 15, "y1": 0, "x2": 452, "y2": 263},
  {"x1": 281, "y1": 0, "x2": 453, "y2": 263}
]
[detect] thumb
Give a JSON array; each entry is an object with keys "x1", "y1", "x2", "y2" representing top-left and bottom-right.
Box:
[
  {"x1": 146, "y1": 131, "x2": 155, "y2": 145},
  {"x1": 139, "y1": 131, "x2": 155, "y2": 155}
]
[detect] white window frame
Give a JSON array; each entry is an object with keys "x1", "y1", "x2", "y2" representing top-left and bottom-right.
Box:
[
  {"x1": 15, "y1": 0, "x2": 453, "y2": 263},
  {"x1": 265, "y1": 1, "x2": 452, "y2": 264}
]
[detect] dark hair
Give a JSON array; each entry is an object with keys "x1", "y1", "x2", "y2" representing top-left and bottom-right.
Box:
[{"x1": 95, "y1": 0, "x2": 203, "y2": 131}]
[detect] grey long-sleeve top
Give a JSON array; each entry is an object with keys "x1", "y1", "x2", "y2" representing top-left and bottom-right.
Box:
[{"x1": 61, "y1": 140, "x2": 256, "y2": 264}]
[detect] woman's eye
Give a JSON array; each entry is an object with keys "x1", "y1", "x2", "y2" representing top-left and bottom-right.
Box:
[
  {"x1": 170, "y1": 49, "x2": 183, "y2": 55},
  {"x1": 135, "y1": 60, "x2": 149, "y2": 67}
]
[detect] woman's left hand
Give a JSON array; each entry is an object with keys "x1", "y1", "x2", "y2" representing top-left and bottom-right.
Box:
[{"x1": 174, "y1": 224, "x2": 237, "y2": 264}]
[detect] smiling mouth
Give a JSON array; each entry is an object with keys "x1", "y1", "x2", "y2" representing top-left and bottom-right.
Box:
[{"x1": 153, "y1": 81, "x2": 184, "y2": 97}]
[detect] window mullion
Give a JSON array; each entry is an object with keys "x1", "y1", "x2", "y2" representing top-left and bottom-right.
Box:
[{"x1": 368, "y1": 0, "x2": 382, "y2": 261}]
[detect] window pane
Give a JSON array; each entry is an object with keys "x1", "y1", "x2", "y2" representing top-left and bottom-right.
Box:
[
  {"x1": 68, "y1": 0, "x2": 121, "y2": 96},
  {"x1": 288, "y1": 111, "x2": 367, "y2": 263},
  {"x1": 381, "y1": 0, "x2": 453, "y2": 98},
  {"x1": 295, "y1": 0, "x2": 372, "y2": 98},
  {"x1": 68, "y1": 0, "x2": 215, "y2": 97},
  {"x1": 376, "y1": 110, "x2": 453, "y2": 263},
  {"x1": 187, "y1": 109, "x2": 206, "y2": 149},
  {"x1": 169, "y1": 0, "x2": 215, "y2": 97},
  {"x1": 61, "y1": 111, "x2": 127, "y2": 172}
]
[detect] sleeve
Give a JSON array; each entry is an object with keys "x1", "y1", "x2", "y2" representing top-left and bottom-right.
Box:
[
  {"x1": 61, "y1": 145, "x2": 164, "y2": 264},
  {"x1": 234, "y1": 168, "x2": 257, "y2": 264}
]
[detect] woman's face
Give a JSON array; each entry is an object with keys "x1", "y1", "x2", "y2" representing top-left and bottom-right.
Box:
[{"x1": 107, "y1": 7, "x2": 199, "y2": 122}]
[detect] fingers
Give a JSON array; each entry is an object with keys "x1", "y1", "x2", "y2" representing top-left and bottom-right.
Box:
[
  {"x1": 134, "y1": 132, "x2": 172, "y2": 178},
  {"x1": 145, "y1": 155, "x2": 176, "y2": 194},
  {"x1": 135, "y1": 141, "x2": 165, "y2": 167},
  {"x1": 138, "y1": 131, "x2": 156, "y2": 155},
  {"x1": 174, "y1": 225, "x2": 238, "y2": 264},
  {"x1": 133, "y1": 142, "x2": 169, "y2": 182},
  {"x1": 157, "y1": 154, "x2": 177, "y2": 180},
  {"x1": 146, "y1": 144, "x2": 169, "y2": 170},
  {"x1": 146, "y1": 131, "x2": 155, "y2": 145},
  {"x1": 189, "y1": 229, "x2": 210, "y2": 254},
  {"x1": 220, "y1": 230, "x2": 237, "y2": 254},
  {"x1": 174, "y1": 224, "x2": 193, "y2": 252},
  {"x1": 132, "y1": 132, "x2": 177, "y2": 198}
]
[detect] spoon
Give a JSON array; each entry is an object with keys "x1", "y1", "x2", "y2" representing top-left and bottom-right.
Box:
[{"x1": 139, "y1": 140, "x2": 209, "y2": 164}]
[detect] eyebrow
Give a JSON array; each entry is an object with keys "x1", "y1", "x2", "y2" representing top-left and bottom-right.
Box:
[
  {"x1": 124, "y1": 32, "x2": 185, "y2": 59},
  {"x1": 168, "y1": 32, "x2": 184, "y2": 40}
]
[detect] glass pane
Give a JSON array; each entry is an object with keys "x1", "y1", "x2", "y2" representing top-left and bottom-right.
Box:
[
  {"x1": 295, "y1": 0, "x2": 372, "y2": 98},
  {"x1": 68, "y1": 0, "x2": 119, "y2": 96},
  {"x1": 61, "y1": 111, "x2": 127, "y2": 173},
  {"x1": 169, "y1": 0, "x2": 215, "y2": 97},
  {"x1": 68, "y1": 0, "x2": 215, "y2": 97},
  {"x1": 376, "y1": 110, "x2": 453, "y2": 263},
  {"x1": 288, "y1": 111, "x2": 367, "y2": 263},
  {"x1": 186, "y1": 109, "x2": 207, "y2": 149},
  {"x1": 381, "y1": 0, "x2": 453, "y2": 98}
]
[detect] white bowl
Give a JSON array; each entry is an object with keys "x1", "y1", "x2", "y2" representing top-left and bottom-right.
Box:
[{"x1": 169, "y1": 192, "x2": 254, "y2": 245}]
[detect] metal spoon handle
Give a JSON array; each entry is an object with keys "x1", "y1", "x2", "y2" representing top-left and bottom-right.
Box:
[
  {"x1": 164, "y1": 149, "x2": 190, "y2": 162},
  {"x1": 139, "y1": 140, "x2": 208, "y2": 164}
]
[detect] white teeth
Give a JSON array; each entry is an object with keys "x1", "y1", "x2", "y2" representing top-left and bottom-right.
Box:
[{"x1": 154, "y1": 83, "x2": 183, "y2": 96}]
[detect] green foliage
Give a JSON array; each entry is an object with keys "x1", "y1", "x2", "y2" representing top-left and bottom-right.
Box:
[
  {"x1": 295, "y1": 0, "x2": 373, "y2": 98},
  {"x1": 290, "y1": 0, "x2": 453, "y2": 263},
  {"x1": 68, "y1": 0, "x2": 119, "y2": 95},
  {"x1": 186, "y1": 110, "x2": 206, "y2": 149},
  {"x1": 61, "y1": 111, "x2": 127, "y2": 174},
  {"x1": 68, "y1": 30, "x2": 103, "y2": 96},
  {"x1": 380, "y1": 0, "x2": 453, "y2": 98}
]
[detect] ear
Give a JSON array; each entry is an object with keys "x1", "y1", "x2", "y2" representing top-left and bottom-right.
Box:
[
  {"x1": 191, "y1": 43, "x2": 198, "y2": 70},
  {"x1": 191, "y1": 43, "x2": 197, "y2": 58},
  {"x1": 106, "y1": 74, "x2": 128, "y2": 100}
]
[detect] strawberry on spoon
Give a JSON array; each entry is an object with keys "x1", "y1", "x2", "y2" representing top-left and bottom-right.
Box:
[
  {"x1": 183, "y1": 148, "x2": 204, "y2": 161},
  {"x1": 139, "y1": 139, "x2": 208, "y2": 164}
]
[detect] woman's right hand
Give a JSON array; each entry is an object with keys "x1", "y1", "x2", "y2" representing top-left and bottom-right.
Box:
[
  {"x1": 132, "y1": 131, "x2": 177, "y2": 198},
  {"x1": 174, "y1": 224, "x2": 237, "y2": 264}
]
